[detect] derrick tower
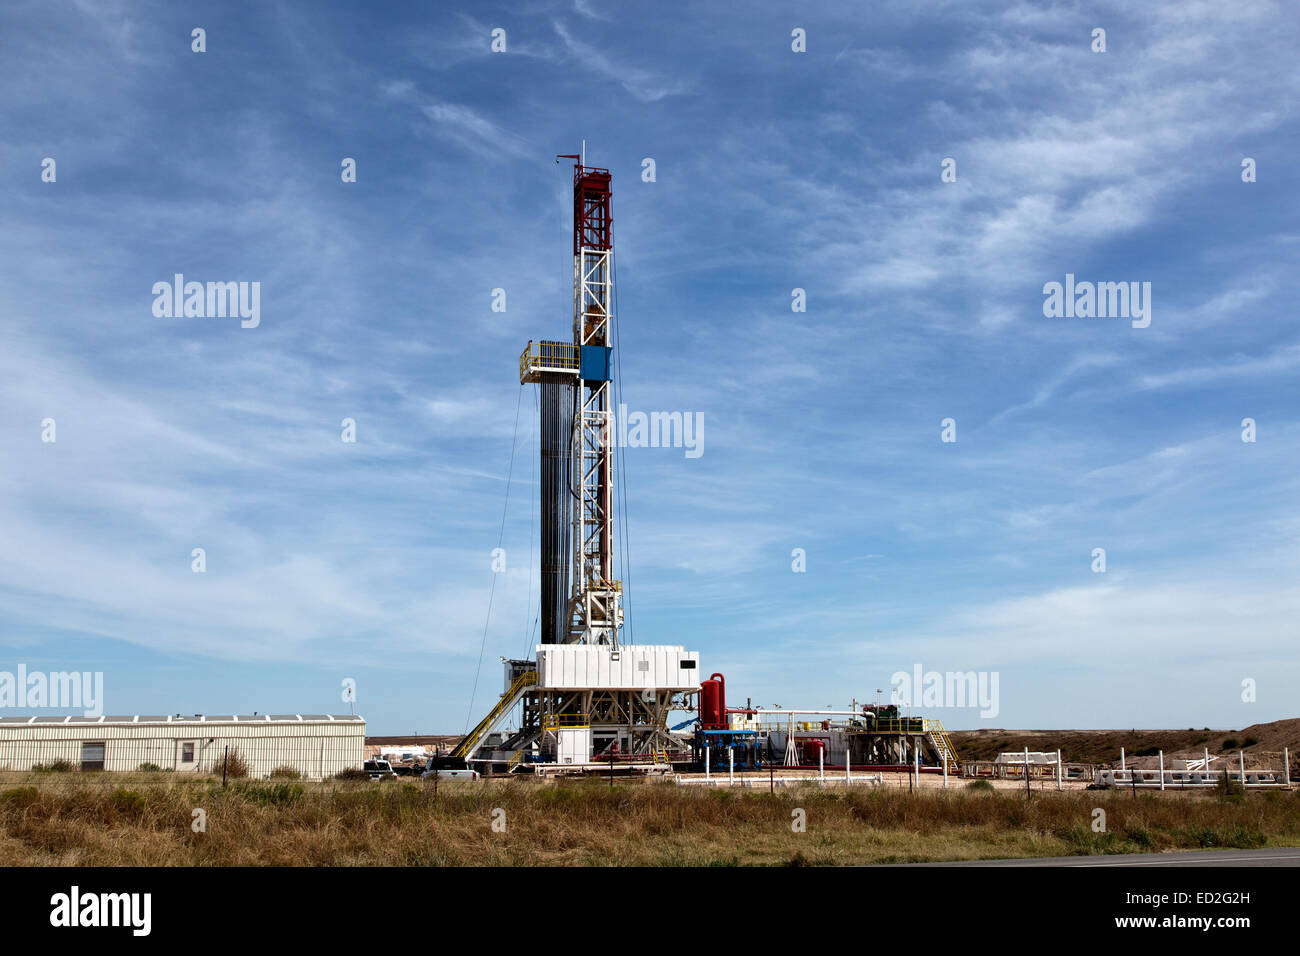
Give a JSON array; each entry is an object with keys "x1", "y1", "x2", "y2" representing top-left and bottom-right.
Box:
[
  {"x1": 520, "y1": 152, "x2": 621, "y2": 647},
  {"x1": 451, "y1": 152, "x2": 701, "y2": 774}
]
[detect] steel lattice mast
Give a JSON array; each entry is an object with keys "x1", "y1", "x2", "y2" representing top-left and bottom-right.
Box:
[
  {"x1": 520, "y1": 150, "x2": 622, "y2": 648},
  {"x1": 453, "y1": 151, "x2": 699, "y2": 772},
  {"x1": 470, "y1": 150, "x2": 948, "y2": 775}
]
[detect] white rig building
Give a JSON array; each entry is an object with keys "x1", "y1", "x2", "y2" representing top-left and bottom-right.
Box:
[{"x1": 0, "y1": 714, "x2": 365, "y2": 779}]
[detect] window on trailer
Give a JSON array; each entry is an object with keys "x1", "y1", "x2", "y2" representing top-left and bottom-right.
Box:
[
  {"x1": 182, "y1": 742, "x2": 194, "y2": 763},
  {"x1": 81, "y1": 742, "x2": 105, "y2": 771}
]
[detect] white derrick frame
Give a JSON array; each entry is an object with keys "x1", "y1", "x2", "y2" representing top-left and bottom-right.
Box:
[{"x1": 569, "y1": 244, "x2": 622, "y2": 646}]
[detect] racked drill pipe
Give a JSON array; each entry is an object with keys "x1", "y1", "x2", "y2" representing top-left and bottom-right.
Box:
[{"x1": 539, "y1": 367, "x2": 573, "y2": 645}]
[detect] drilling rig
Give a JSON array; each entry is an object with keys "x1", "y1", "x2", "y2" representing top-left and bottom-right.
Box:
[{"x1": 452, "y1": 153, "x2": 700, "y2": 774}]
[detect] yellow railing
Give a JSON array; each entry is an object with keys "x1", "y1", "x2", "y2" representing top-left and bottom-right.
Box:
[
  {"x1": 754, "y1": 719, "x2": 822, "y2": 732},
  {"x1": 750, "y1": 714, "x2": 840, "y2": 733},
  {"x1": 869, "y1": 718, "x2": 928, "y2": 735},
  {"x1": 520, "y1": 342, "x2": 580, "y2": 383},
  {"x1": 542, "y1": 712, "x2": 590, "y2": 731},
  {"x1": 452, "y1": 670, "x2": 537, "y2": 759}
]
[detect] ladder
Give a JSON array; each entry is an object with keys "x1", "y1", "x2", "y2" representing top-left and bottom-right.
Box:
[{"x1": 452, "y1": 671, "x2": 537, "y2": 760}]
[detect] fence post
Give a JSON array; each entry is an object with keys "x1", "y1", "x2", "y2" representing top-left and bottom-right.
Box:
[
  {"x1": 818, "y1": 747, "x2": 824, "y2": 785},
  {"x1": 1056, "y1": 749, "x2": 1063, "y2": 791},
  {"x1": 728, "y1": 747, "x2": 734, "y2": 786},
  {"x1": 221, "y1": 745, "x2": 228, "y2": 787},
  {"x1": 1159, "y1": 750, "x2": 1165, "y2": 791},
  {"x1": 705, "y1": 745, "x2": 710, "y2": 783}
]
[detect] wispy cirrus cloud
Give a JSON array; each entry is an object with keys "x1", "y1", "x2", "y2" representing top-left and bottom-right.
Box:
[
  {"x1": 382, "y1": 82, "x2": 533, "y2": 160},
  {"x1": 552, "y1": 20, "x2": 691, "y2": 102}
]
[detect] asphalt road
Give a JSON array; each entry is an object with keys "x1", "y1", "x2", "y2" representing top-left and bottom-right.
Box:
[{"x1": 900, "y1": 847, "x2": 1300, "y2": 867}]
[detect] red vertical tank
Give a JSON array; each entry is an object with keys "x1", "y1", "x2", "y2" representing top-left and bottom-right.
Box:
[
  {"x1": 700, "y1": 679, "x2": 721, "y2": 729},
  {"x1": 700, "y1": 673, "x2": 726, "y2": 730}
]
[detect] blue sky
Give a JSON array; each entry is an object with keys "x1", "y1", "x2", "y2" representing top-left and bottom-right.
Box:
[{"x1": 1, "y1": 0, "x2": 1297, "y2": 735}]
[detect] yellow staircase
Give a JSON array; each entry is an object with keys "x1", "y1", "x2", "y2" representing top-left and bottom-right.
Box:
[
  {"x1": 453, "y1": 670, "x2": 536, "y2": 760},
  {"x1": 923, "y1": 719, "x2": 960, "y2": 774}
]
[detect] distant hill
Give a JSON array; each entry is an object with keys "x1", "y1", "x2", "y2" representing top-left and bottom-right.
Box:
[{"x1": 951, "y1": 718, "x2": 1300, "y2": 767}]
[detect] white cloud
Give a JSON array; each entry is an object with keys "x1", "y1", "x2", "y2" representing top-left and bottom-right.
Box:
[
  {"x1": 552, "y1": 20, "x2": 691, "y2": 102},
  {"x1": 420, "y1": 101, "x2": 532, "y2": 160}
]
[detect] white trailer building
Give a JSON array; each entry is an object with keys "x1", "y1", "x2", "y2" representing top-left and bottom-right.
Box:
[{"x1": 0, "y1": 714, "x2": 365, "y2": 779}]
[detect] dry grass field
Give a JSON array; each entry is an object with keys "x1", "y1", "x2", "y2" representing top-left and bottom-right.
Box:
[{"x1": 1, "y1": 772, "x2": 1298, "y2": 866}]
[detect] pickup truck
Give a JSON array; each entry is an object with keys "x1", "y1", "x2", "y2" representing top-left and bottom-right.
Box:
[
  {"x1": 363, "y1": 759, "x2": 398, "y2": 780},
  {"x1": 420, "y1": 766, "x2": 480, "y2": 780}
]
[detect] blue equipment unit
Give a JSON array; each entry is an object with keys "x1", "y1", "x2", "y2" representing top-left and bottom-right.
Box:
[{"x1": 580, "y1": 345, "x2": 612, "y2": 382}]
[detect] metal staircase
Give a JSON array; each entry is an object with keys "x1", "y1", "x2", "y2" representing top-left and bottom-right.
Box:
[
  {"x1": 452, "y1": 670, "x2": 537, "y2": 760},
  {"x1": 499, "y1": 725, "x2": 541, "y2": 754},
  {"x1": 923, "y1": 719, "x2": 960, "y2": 774}
]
